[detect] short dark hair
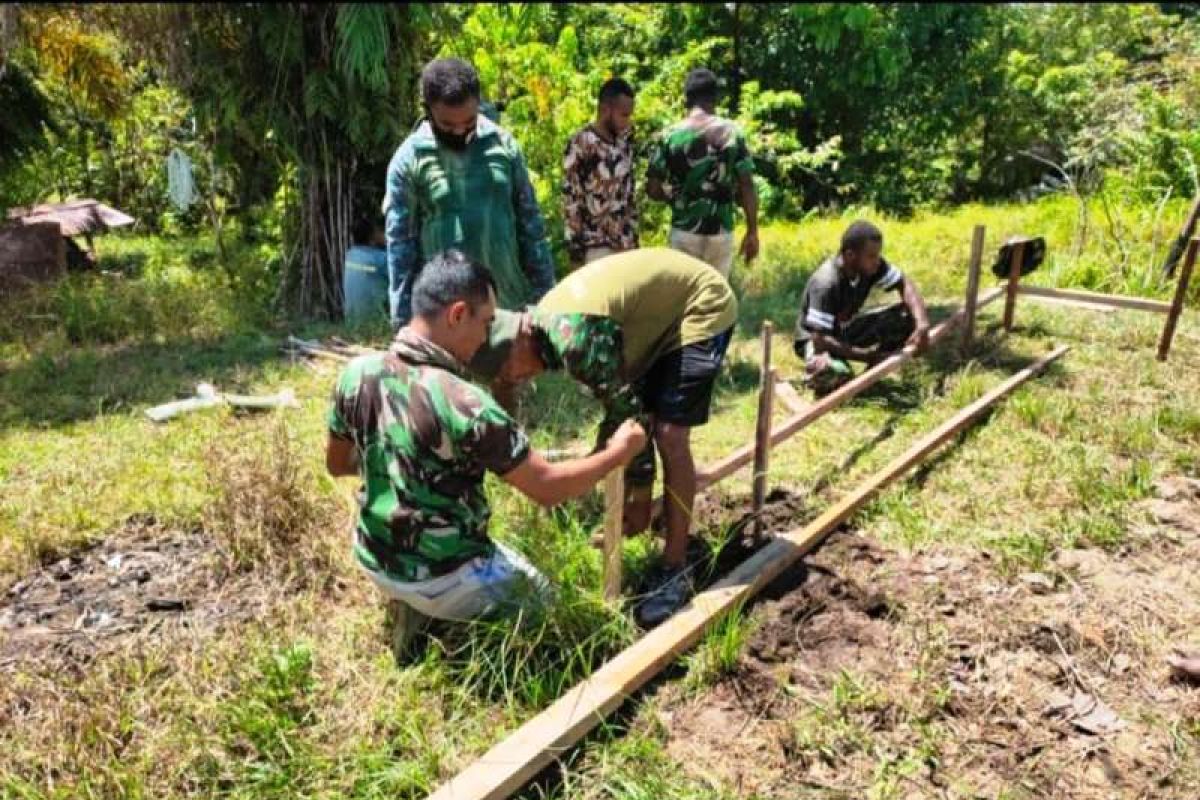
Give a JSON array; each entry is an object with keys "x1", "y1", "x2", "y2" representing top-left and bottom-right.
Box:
[
  {"x1": 684, "y1": 68, "x2": 720, "y2": 108},
  {"x1": 598, "y1": 77, "x2": 635, "y2": 105},
  {"x1": 421, "y1": 58, "x2": 481, "y2": 107},
  {"x1": 841, "y1": 220, "x2": 884, "y2": 254},
  {"x1": 411, "y1": 250, "x2": 496, "y2": 319}
]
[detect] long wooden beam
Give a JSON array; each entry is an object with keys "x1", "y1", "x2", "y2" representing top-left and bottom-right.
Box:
[
  {"x1": 426, "y1": 343, "x2": 1069, "y2": 800},
  {"x1": 1016, "y1": 292, "x2": 1117, "y2": 315},
  {"x1": 1016, "y1": 285, "x2": 1172, "y2": 314},
  {"x1": 694, "y1": 287, "x2": 1004, "y2": 488}
]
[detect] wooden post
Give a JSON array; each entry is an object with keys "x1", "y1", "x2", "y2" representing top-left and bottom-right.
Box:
[
  {"x1": 426, "y1": 344, "x2": 1070, "y2": 800},
  {"x1": 1163, "y1": 193, "x2": 1200, "y2": 278},
  {"x1": 602, "y1": 469, "x2": 624, "y2": 602},
  {"x1": 1157, "y1": 237, "x2": 1198, "y2": 362},
  {"x1": 1002, "y1": 239, "x2": 1027, "y2": 332},
  {"x1": 961, "y1": 224, "x2": 985, "y2": 353},
  {"x1": 751, "y1": 368, "x2": 777, "y2": 541}
]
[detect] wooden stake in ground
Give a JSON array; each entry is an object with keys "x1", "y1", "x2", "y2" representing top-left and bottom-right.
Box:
[
  {"x1": 602, "y1": 468, "x2": 624, "y2": 602},
  {"x1": 1163, "y1": 193, "x2": 1200, "y2": 278},
  {"x1": 1157, "y1": 237, "x2": 1198, "y2": 362},
  {"x1": 751, "y1": 368, "x2": 776, "y2": 542},
  {"x1": 961, "y1": 224, "x2": 986, "y2": 354},
  {"x1": 1003, "y1": 239, "x2": 1027, "y2": 332},
  {"x1": 426, "y1": 343, "x2": 1069, "y2": 800}
]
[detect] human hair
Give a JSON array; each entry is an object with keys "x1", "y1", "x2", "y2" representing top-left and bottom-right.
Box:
[
  {"x1": 350, "y1": 216, "x2": 373, "y2": 247},
  {"x1": 684, "y1": 68, "x2": 720, "y2": 108},
  {"x1": 840, "y1": 220, "x2": 884, "y2": 254},
  {"x1": 598, "y1": 77, "x2": 635, "y2": 105},
  {"x1": 420, "y1": 58, "x2": 481, "y2": 107},
  {"x1": 411, "y1": 250, "x2": 496, "y2": 319}
]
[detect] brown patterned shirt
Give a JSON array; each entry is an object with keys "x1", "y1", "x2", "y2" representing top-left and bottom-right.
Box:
[{"x1": 562, "y1": 124, "x2": 639, "y2": 257}]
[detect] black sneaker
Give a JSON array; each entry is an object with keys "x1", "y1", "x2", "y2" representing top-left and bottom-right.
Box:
[{"x1": 635, "y1": 566, "x2": 695, "y2": 628}]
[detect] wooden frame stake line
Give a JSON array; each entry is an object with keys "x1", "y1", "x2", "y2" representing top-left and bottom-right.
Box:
[
  {"x1": 1015, "y1": 285, "x2": 1171, "y2": 314},
  {"x1": 961, "y1": 224, "x2": 986, "y2": 354},
  {"x1": 427, "y1": 344, "x2": 1070, "y2": 800},
  {"x1": 1002, "y1": 240, "x2": 1027, "y2": 331},
  {"x1": 602, "y1": 469, "x2": 624, "y2": 602},
  {"x1": 1157, "y1": 237, "x2": 1198, "y2": 361},
  {"x1": 751, "y1": 322, "x2": 775, "y2": 540},
  {"x1": 695, "y1": 287, "x2": 1004, "y2": 489}
]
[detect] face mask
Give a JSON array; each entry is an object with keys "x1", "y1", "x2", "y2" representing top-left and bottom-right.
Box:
[{"x1": 431, "y1": 123, "x2": 475, "y2": 152}]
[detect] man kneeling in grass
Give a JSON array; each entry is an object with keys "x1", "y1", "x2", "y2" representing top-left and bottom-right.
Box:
[
  {"x1": 325, "y1": 250, "x2": 646, "y2": 662},
  {"x1": 468, "y1": 248, "x2": 738, "y2": 628},
  {"x1": 793, "y1": 220, "x2": 933, "y2": 395}
]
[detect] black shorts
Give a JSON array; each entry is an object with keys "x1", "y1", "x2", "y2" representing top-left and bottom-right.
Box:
[{"x1": 636, "y1": 327, "x2": 734, "y2": 427}]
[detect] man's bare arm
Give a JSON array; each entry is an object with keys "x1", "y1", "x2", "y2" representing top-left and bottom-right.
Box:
[
  {"x1": 810, "y1": 331, "x2": 883, "y2": 365},
  {"x1": 900, "y1": 276, "x2": 932, "y2": 351},
  {"x1": 737, "y1": 171, "x2": 759, "y2": 263},
  {"x1": 326, "y1": 434, "x2": 359, "y2": 477},
  {"x1": 645, "y1": 176, "x2": 669, "y2": 202},
  {"x1": 502, "y1": 420, "x2": 646, "y2": 508}
]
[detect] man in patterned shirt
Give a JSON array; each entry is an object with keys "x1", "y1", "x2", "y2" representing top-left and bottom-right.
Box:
[
  {"x1": 382, "y1": 58, "x2": 556, "y2": 328},
  {"x1": 793, "y1": 220, "x2": 931, "y2": 395},
  {"x1": 562, "y1": 78, "x2": 639, "y2": 268},
  {"x1": 326, "y1": 250, "x2": 646, "y2": 661},
  {"x1": 468, "y1": 248, "x2": 738, "y2": 628},
  {"x1": 647, "y1": 67, "x2": 759, "y2": 278}
]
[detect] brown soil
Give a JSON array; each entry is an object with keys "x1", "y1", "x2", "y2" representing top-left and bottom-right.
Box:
[
  {"x1": 0, "y1": 516, "x2": 275, "y2": 675},
  {"x1": 658, "y1": 477, "x2": 1200, "y2": 798}
]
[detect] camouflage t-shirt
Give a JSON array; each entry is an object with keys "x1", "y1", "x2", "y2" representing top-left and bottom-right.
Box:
[
  {"x1": 327, "y1": 329, "x2": 530, "y2": 582},
  {"x1": 646, "y1": 115, "x2": 755, "y2": 235},
  {"x1": 562, "y1": 124, "x2": 639, "y2": 256}
]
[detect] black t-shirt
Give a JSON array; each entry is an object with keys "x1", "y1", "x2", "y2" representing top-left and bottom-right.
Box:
[{"x1": 794, "y1": 255, "x2": 906, "y2": 343}]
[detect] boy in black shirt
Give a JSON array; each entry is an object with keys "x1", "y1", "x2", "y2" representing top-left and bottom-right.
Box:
[{"x1": 793, "y1": 220, "x2": 931, "y2": 394}]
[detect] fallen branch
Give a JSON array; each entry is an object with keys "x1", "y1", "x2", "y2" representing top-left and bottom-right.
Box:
[{"x1": 426, "y1": 343, "x2": 1069, "y2": 800}]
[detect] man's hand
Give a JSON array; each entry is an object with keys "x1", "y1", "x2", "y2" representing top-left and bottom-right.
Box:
[
  {"x1": 606, "y1": 419, "x2": 648, "y2": 464},
  {"x1": 739, "y1": 229, "x2": 760, "y2": 263},
  {"x1": 906, "y1": 324, "x2": 931, "y2": 354}
]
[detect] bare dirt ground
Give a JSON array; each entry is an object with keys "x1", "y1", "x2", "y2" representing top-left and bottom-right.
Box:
[
  {"x1": 0, "y1": 516, "x2": 277, "y2": 676},
  {"x1": 658, "y1": 477, "x2": 1200, "y2": 799}
]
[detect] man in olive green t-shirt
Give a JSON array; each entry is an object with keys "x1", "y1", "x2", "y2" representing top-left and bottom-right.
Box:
[{"x1": 469, "y1": 247, "x2": 738, "y2": 627}]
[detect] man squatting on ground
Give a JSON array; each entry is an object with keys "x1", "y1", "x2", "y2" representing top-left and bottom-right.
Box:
[
  {"x1": 793, "y1": 220, "x2": 932, "y2": 394},
  {"x1": 325, "y1": 251, "x2": 647, "y2": 659},
  {"x1": 468, "y1": 248, "x2": 738, "y2": 627}
]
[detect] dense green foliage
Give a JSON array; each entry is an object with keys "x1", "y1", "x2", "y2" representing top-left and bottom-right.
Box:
[{"x1": 3, "y1": 4, "x2": 1199, "y2": 313}]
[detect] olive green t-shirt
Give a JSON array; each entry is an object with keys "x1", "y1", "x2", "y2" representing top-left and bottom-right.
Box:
[{"x1": 536, "y1": 247, "x2": 738, "y2": 380}]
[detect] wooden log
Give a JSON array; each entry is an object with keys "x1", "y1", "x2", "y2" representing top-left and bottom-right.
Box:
[
  {"x1": 602, "y1": 469, "x2": 624, "y2": 602},
  {"x1": 961, "y1": 224, "x2": 986, "y2": 353},
  {"x1": 426, "y1": 344, "x2": 1070, "y2": 800},
  {"x1": 751, "y1": 367, "x2": 777, "y2": 541},
  {"x1": 1003, "y1": 240, "x2": 1026, "y2": 331},
  {"x1": 1157, "y1": 237, "x2": 1198, "y2": 361},
  {"x1": 1015, "y1": 285, "x2": 1172, "y2": 314},
  {"x1": 694, "y1": 287, "x2": 1004, "y2": 489}
]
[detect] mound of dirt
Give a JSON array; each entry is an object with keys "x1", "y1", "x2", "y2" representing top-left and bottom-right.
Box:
[
  {"x1": 658, "y1": 477, "x2": 1200, "y2": 798},
  {"x1": 0, "y1": 517, "x2": 274, "y2": 673}
]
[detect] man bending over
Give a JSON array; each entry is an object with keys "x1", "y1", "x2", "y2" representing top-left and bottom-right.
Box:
[{"x1": 469, "y1": 248, "x2": 738, "y2": 628}]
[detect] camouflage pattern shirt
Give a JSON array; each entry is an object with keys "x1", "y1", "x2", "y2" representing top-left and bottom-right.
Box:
[
  {"x1": 562, "y1": 124, "x2": 639, "y2": 257},
  {"x1": 647, "y1": 115, "x2": 755, "y2": 235},
  {"x1": 327, "y1": 329, "x2": 530, "y2": 582}
]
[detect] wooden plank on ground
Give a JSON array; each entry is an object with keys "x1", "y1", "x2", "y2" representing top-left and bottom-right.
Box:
[
  {"x1": 694, "y1": 287, "x2": 1004, "y2": 489},
  {"x1": 426, "y1": 343, "x2": 1069, "y2": 800},
  {"x1": 1016, "y1": 285, "x2": 1172, "y2": 315}
]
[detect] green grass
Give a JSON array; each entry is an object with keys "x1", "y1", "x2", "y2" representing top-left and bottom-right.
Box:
[{"x1": 2, "y1": 193, "x2": 1199, "y2": 797}]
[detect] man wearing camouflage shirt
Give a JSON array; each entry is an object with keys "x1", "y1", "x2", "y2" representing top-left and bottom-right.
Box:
[
  {"x1": 647, "y1": 67, "x2": 759, "y2": 278},
  {"x1": 383, "y1": 58, "x2": 556, "y2": 328},
  {"x1": 326, "y1": 250, "x2": 646, "y2": 661},
  {"x1": 562, "y1": 78, "x2": 639, "y2": 268},
  {"x1": 468, "y1": 248, "x2": 738, "y2": 628}
]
